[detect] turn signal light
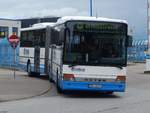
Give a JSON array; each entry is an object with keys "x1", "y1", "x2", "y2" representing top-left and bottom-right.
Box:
[
  {"x1": 63, "y1": 74, "x2": 75, "y2": 81},
  {"x1": 116, "y1": 76, "x2": 126, "y2": 82}
]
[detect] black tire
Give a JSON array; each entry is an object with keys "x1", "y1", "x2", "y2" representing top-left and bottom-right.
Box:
[
  {"x1": 48, "y1": 72, "x2": 54, "y2": 83},
  {"x1": 106, "y1": 91, "x2": 114, "y2": 95},
  {"x1": 27, "y1": 62, "x2": 32, "y2": 76},
  {"x1": 56, "y1": 73, "x2": 63, "y2": 94}
]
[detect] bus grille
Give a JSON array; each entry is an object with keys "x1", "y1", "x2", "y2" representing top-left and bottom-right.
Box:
[{"x1": 75, "y1": 77, "x2": 115, "y2": 82}]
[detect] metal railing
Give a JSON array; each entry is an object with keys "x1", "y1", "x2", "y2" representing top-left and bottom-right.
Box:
[
  {"x1": 128, "y1": 40, "x2": 148, "y2": 62},
  {"x1": 0, "y1": 38, "x2": 19, "y2": 68}
]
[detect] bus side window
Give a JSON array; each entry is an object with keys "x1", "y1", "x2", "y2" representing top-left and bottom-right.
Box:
[
  {"x1": 39, "y1": 29, "x2": 45, "y2": 47},
  {"x1": 51, "y1": 29, "x2": 56, "y2": 45},
  {"x1": 59, "y1": 29, "x2": 64, "y2": 46},
  {"x1": 51, "y1": 28, "x2": 60, "y2": 45},
  {"x1": 21, "y1": 31, "x2": 33, "y2": 47}
]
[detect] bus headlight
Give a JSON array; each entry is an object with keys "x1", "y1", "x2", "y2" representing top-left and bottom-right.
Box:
[
  {"x1": 63, "y1": 74, "x2": 75, "y2": 81},
  {"x1": 116, "y1": 76, "x2": 126, "y2": 83}
]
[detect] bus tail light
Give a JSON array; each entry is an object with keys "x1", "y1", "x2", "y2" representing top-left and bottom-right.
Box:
[
  {"x1": 116, "y1": 76, "x2": 126, "y2": 83},
  {"x1": 63, "y1": 74, "x2": 75, "y2": 81}
]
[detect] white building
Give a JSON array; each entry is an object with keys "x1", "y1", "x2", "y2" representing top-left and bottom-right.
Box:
[{"x1": 0, "y1": 19, "x2": 21, "y2": 37}]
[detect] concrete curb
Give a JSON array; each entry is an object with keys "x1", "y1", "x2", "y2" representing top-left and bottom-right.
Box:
[{"x1": 0, "y1": 68, "x2": 51, "y2": 103}]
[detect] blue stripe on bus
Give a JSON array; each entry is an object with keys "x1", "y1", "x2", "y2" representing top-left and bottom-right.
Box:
[
  {"x1": 60, "y1": 81, "x2": 125, "y2": 92},
  {"x1": 19, "y1": 63, "x2": 45, "y2": 74},
  {"x1": 146, "y1": 54, "x2": 150, "y2": 59}
]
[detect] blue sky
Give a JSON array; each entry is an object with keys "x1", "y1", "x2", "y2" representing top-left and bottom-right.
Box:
[{"x1": 0, "y1": 0, "x2": 147, "y2": 40}]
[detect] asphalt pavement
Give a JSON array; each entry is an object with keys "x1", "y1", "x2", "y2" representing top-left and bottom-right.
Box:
[
  {"x1": 0, "y1": 68, "x2": 50, "y2": 102},
  {"x1": 0, "y1": 64, "x2": 150, "y2": 113}
]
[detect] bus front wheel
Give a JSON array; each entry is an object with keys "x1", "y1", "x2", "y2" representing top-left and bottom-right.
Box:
[
  {"x1": 56, "y1": 73, "x2": 63, "y2": 94},
  {"x1": 105, "y1": 91, "x2": 114, "y2": 95}
]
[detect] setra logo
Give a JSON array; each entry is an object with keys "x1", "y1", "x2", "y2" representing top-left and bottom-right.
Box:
[{"x1": 71, "y1": 67, "x2": 85, "y2": 72}]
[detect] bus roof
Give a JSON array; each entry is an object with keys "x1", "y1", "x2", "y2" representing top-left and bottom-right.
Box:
[
  {"x1": 21, "y1": 22, "x2": 55, "y2": 31},
  {"x1": 57, "y1": 16, "x2": 127, "y2": 24}
]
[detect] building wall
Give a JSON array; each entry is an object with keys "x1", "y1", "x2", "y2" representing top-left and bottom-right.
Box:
[
  {"x1": 0, "y1": 19, "x2": 21, "y2": 36},
  {"x1": 18, "y1": 17, "x2": 59, "y2": 28}
]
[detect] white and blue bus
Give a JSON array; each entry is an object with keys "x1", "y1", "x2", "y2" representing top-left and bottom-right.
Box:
[
  {"x1": 19, "y1": 22, "x2": 55, "y2": 75},
  {"x1": 49, "y1": 16, "x2": 131, "y2": 94}
]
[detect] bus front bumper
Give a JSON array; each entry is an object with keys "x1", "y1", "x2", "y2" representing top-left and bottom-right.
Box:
[{"x1": 61, "y1": 81, "x2": 125, "y2": 92}]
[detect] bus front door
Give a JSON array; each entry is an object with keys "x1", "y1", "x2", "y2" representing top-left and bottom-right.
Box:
[{"x1": 34, "y1": 45, "x2": 40, "y2": 74}]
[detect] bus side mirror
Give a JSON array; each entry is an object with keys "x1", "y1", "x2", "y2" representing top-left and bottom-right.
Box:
[{"x1": 126, "y1": 35, "x2": 132, "y2": 47}]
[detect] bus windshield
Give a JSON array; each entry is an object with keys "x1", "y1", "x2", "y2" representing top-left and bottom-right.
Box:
[{"x1": 64, "y1": 23, "x2": 127, "y2": 66}]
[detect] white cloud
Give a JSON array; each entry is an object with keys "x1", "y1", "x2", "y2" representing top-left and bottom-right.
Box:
[
  {"x1": 33, "y1": 7, "x2": 88, "y2": 17},
  {"x1": 0, "y1": 0, "x2": 147, "y2": 39},
  {"x1": 0, "y1": 7, "x2": 88, "y2": 19}
]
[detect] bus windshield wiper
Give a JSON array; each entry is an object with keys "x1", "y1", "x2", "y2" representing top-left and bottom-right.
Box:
[{"x1": 115, "y1": 65, "x2": 123, "y2": 69}]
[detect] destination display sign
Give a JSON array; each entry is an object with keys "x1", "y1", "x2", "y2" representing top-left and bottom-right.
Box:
[{"x1": 72, "y1": 22, "x2": 127, "y2": 34}]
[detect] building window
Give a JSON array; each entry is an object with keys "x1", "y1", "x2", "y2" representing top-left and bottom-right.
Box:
[
  {"x1": 12, "y1": 27, "x2": 18, "y2": 36},
  {"x1": 0, "y1": 26, "x2": 8, "y2": 39}
]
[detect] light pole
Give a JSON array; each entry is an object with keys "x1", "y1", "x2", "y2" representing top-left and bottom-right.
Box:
[
  {"x1": 147, "y1": 0, "x2": 150, "y2": 50},
  {"x1": 145, "y1": 0, "x2": 150, "y2": 72},
  {"x1": 89, "y1": 0, "x2": 93, "y2": 16}
]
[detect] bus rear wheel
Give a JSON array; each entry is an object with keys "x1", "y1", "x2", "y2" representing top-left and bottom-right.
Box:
[
  {"x1": 48, "y1": 72, "x2": 54, "y2": 83},
  {"x1": 27, "y1": 62, "x2": 32, "y2": 76}
]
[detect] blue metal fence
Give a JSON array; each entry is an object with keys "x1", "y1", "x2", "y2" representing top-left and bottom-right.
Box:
[
  {"x1": 0, "y1": 38, "x2": 19, "y2": 68},
  {"x1": 0, "y1": 38, "x2": 148, "y2": 68},
  {"x1": 128, "y1": 40, "x2": 148, "y2": 62}
]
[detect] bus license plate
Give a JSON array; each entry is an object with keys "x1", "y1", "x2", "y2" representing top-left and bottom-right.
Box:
[{"x1": 89, "y1": 84, "x2": 102, "y2": 88}]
